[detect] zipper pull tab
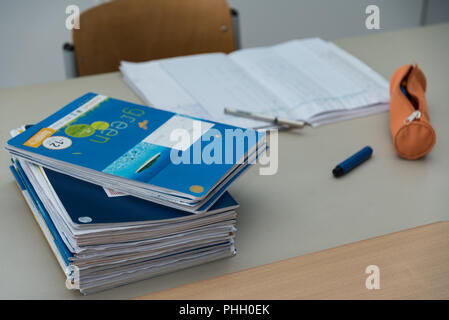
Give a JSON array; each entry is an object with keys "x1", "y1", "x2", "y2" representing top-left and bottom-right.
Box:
[{"x1": 404, "y1": 110, "x2": 421, "y2": 125}]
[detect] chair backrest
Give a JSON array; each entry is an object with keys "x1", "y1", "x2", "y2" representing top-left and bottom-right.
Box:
[{"x1": 73, "y1": 0, "x2": 236, "y2": 76}]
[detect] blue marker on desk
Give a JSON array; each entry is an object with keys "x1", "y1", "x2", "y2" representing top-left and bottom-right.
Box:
[{"x1": 332, "y1": 146, "x2": 373, "y2": 177}]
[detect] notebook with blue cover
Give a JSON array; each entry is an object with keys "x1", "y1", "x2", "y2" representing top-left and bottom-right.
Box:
[
  {"x1": 6, "y1": 93, "x2": 265, "y2": 211},
  {"x1": 10, "y1": 163, "x2": 73, "y2": 275},
  {"x1": 44, "y1": 167, "x2": 237, "y2": 225},
  {"x1": 13, "y1": 159, "x2": 238, "y2": 227}
]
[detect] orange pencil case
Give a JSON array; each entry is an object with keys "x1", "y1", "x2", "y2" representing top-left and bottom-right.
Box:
[{"x1": 389, "y1": 64, "x2": 436, "y2": 160}]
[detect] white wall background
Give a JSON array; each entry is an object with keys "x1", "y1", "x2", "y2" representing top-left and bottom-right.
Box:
[{"x1": 0, "y1": 0, "x2": 448, "y2": 89}]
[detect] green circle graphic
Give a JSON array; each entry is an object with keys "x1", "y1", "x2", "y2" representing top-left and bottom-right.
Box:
[
  {"x1": 65, "y1": 124, "x2": 95, "y2": 138},
  {"x1": 91, "y1": 121, "x2": 109, "y2": 130}
]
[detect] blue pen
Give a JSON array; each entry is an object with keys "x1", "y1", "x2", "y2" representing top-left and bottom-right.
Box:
[
  {"x1": 400, "y1": 80, "x2": 410, "y2": 100},
  {"x1": 332, "y1": 146, "x2": 373, "y2": 177}
]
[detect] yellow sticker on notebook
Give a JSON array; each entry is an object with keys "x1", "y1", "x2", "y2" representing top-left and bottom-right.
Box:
[
  {"x1": 189, "y1": 185, "x2": 204, "y2": 194},
  {"x1": 23, "y1": 128, "x2": 55, "y2": 148}
]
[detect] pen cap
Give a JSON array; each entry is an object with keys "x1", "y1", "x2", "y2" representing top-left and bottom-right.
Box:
[{"x1": 389, "y1": 64, "x2": 436, "y2": 160}]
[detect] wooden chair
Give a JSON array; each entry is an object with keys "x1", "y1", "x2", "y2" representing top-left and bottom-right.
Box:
[{"x1": 63, "y1": 0, "x2": 239, "y2": 77}]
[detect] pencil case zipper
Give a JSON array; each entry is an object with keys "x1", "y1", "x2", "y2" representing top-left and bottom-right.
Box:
[{"x1": 404, "y1": 110, "x2": 421, "y2": 125}]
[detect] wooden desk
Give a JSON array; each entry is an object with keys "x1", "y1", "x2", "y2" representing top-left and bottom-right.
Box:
[
  {"x1": 0, "y1": 23, "x2": 448, "y2": 299},
  {"x1": 137, "y1": 222, "x2": 449, "y2": 299}
]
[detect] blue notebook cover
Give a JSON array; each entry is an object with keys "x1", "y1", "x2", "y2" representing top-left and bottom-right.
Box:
[
  {"x1": 10, "y1": 164, "x2": 73, "y2": 267},
  {"x1": 7, "y1": 93, "x2": 265, "y2": 200},
  {"x1": 44, "y1": 168, "x2": 238, "y2": 225},
  {"x1": 14, "y1": 161, "x2": 238, "y2": 225}
]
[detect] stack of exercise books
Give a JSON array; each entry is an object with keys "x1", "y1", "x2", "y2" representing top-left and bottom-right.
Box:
[{"x1": 5, "y1": 93, "x2": 266, "y2": 294}]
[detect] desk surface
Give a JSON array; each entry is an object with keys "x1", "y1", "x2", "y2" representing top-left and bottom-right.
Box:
[
  {"x1": 0, "y1": 23, "x2": 448, "y2": 299},
  {"x1": 137, "y1": 222, "x2": 449, "y2": 299}
]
